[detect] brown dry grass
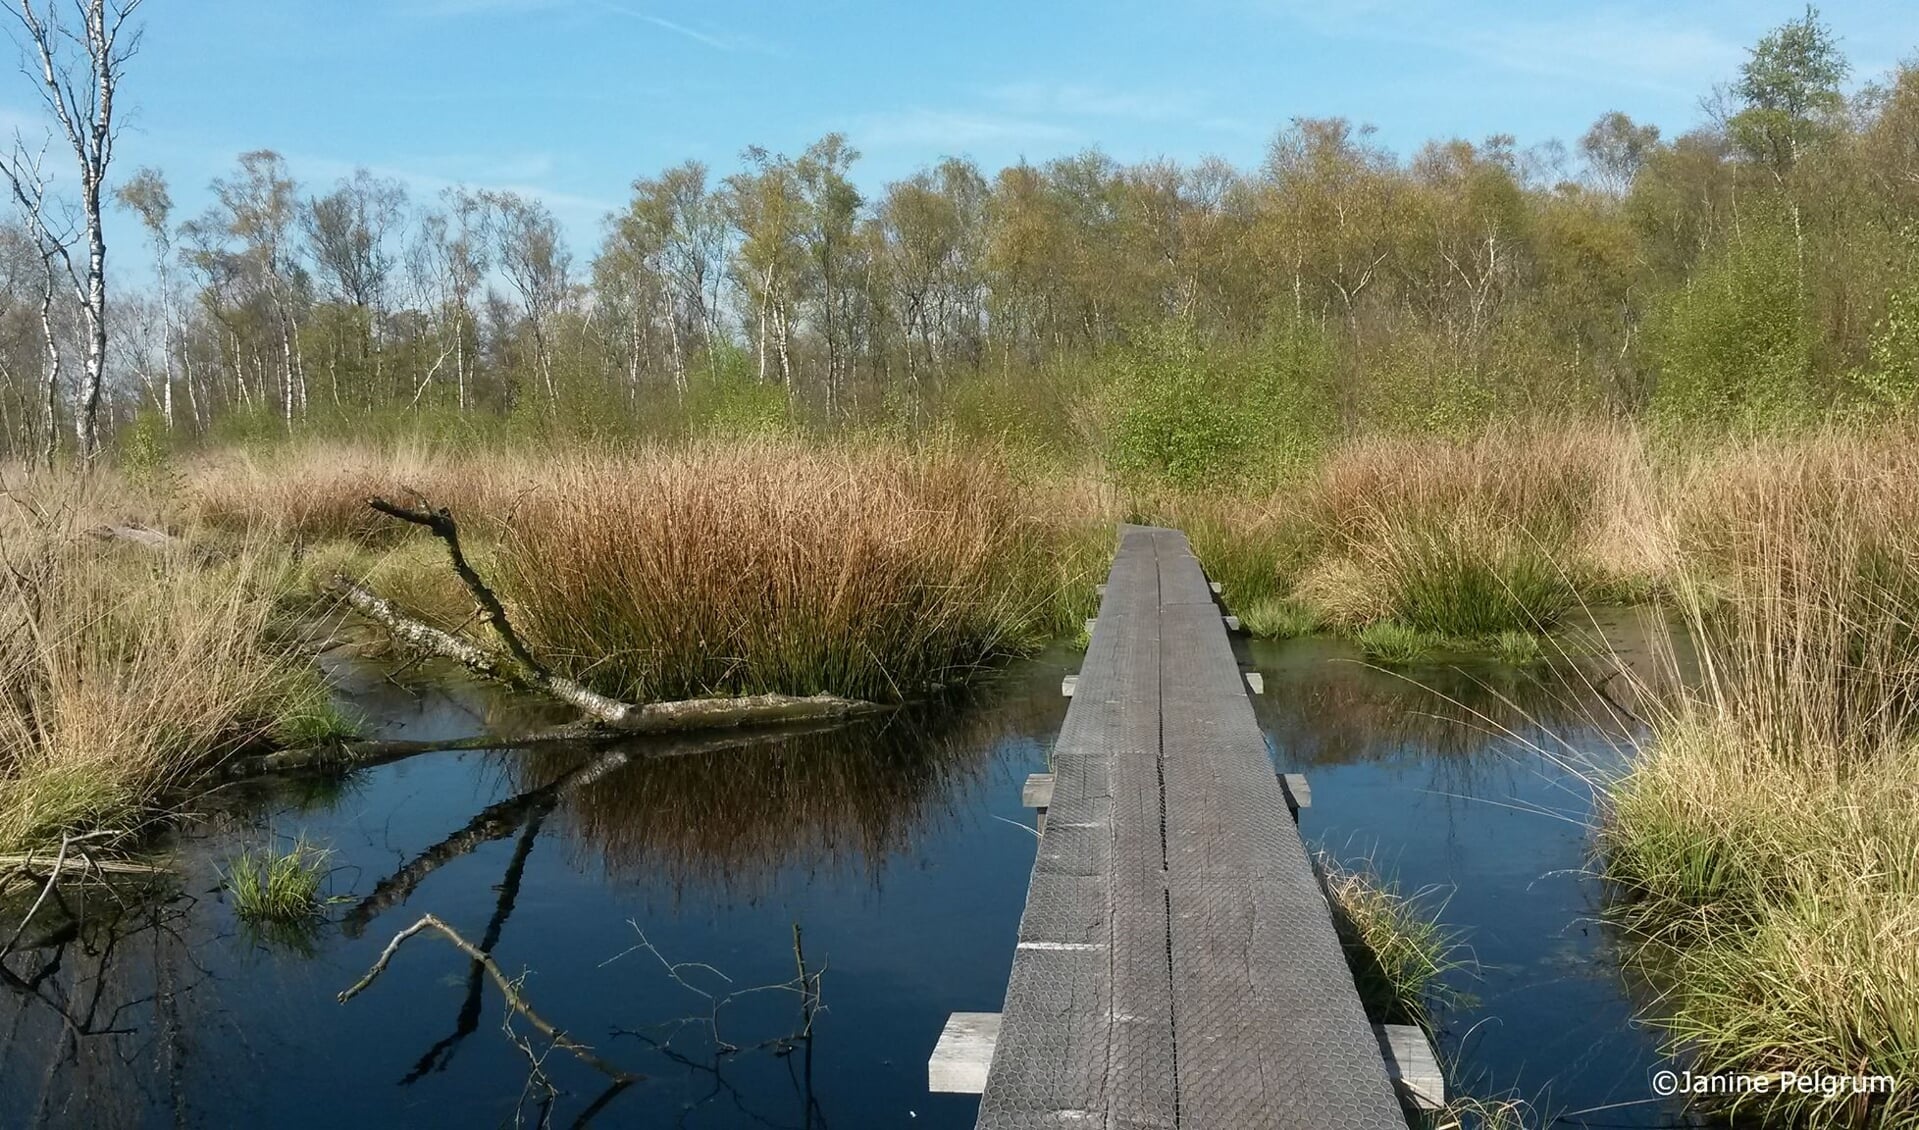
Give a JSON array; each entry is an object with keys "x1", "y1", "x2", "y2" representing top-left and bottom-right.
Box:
[
  {"x1": 495, "y1": 441, "x2": 1100, "y2": 702},
  {"x1": 1603, "y1": 426, "x2": 1919, "y2": 1129},
  {"x1": 0, "y1": 471, "x2": 335, "y2": 853}
]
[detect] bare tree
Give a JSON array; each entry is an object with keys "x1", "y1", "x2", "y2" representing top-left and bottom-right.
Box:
[
  {"x1": 2, "y1": 139, "x2": 65, "y2": 469},
  {"x1": 0, "y1": 0, "x2": 143, "y2": 463},
  {"x1": 115, "y1": 166, "x2": 179, "y2": 429}
]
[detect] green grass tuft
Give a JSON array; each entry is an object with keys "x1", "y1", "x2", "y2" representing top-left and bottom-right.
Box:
[
  {"x1": 1238, "y1": 598, "x2": 1323, "y2": 640},
  {"x1": 1488, "y1": 629, "x2": 1545, "y2": 665},
  {"x1": 225, "y1": 837, "x2": 329, "y2": 924},
  {"x1": 1354, "y1": 621, "x2": 1442, "y2": 665},
  {"x1": 1318, "y1": 853, "x2": 1460, "y2": 1028}
]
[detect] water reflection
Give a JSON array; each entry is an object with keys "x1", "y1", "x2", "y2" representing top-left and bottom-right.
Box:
[
  {"x1": 0, "y1": 881, "x2": 221, "y2": 1127},
  {"x1": 528, "y1": 693, "x2": 1053, "y2": 900},
  {"x1": 1242, "y1": 612, "x2": 1693, "y2": 1128},
  {"x1": 0, "y1": 621, "x2": 1717, "y2": 1128},
  {"x1": 0, "y1": 651, "x2": 1072, "y2": 1128}
]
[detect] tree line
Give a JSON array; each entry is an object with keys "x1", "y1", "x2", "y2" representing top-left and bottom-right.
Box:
[{"x1": 3, "y1": 6, "x2": 1916, "y2": 463}]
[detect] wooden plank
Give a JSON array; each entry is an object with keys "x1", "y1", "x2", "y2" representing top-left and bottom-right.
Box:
[
  {"x1": 1022, "y1": 773, "x2": 1055, "y2": 810},
  {"x1": 978, "y1": 526, "x2": 1402, "y2": 1130},
  {"x1": 1281, "y1": 772, "x2": 1312, "y2": 812},
  {"x1": 979, "y1": 527, "x2": 1159, "y2": 1127},
  {"x1": 1376, "y1": 1023, "x2": 1446, "y2": 1110},
  {"x1": 930, "y1": 1012, "x2": 1002, "y2": 1093},
  {"x1": 1155, "y1": 530, "x2": 1403, "y2": 1130}
]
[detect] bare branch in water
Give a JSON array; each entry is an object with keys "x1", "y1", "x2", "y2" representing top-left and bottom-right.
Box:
[{"x1": 339, "y1": 913, "x2": 638, "y2": 1084}]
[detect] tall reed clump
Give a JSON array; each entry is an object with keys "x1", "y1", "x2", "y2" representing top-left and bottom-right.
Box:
[
  {"x1": 493, "y1": 442, "x2": 1091, "y2": 703},
  {"x1": 1602, "y1": 430, "x2": 1919, "y2": 1129},
  {"x1": 0, "y1": 479, "x2": 334, "y2": 853},
  {"x1": 184, "y1": 441, "x2": 495, "y2": 545},
  {"x1": 1287, "y1": 425, "x2": 1631, "y2": 637}
]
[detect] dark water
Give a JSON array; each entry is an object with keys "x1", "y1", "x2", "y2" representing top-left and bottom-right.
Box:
[{"x1": 0, "y1": 618, "x2": 1696, "y2": 1128}]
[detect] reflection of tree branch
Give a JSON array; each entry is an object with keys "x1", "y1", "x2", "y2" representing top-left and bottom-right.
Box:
[
  {"x1": 602, "y1": 922, "x2": 825, "y2": 1054},
  {"x1": 342, "y1": 724, "x2": 845, "y2": 938},
  {"x1": 599, "y1": 922, "x2": 830, "y2": 1129},
  {"x1": 611, "y1": 1028, "x2": 793, "y2": 1130},
  {"x1": 403, "y1": 808, "x2": 546, "y2": 1083},
  {"x1": 339, "y1": 913, "x2": 637, "y2": 1084}
]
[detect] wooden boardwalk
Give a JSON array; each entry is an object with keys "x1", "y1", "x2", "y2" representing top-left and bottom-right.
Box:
[{"x1": 973, "y1": 526, "x2": 1407, "y2": 1129}]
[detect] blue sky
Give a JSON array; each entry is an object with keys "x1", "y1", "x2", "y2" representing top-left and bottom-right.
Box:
[{"x1": 6, "y1": 0, "x2": 1919, "y2": 269}]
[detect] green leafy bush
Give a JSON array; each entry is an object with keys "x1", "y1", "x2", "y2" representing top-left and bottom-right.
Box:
[{"x1": 1649, "y1": 212, "x2": 1815, "y2": 431}]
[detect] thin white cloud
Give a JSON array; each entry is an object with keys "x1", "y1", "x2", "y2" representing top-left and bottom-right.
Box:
[
  {"x1": 851, "y1": 108, "x2": 1079, "y2": 151},
  {"x1": 986, "y1": 81, "x2": 1208, "y2": 123},
  {"x1": 409, "y1": 0, "x2": 768, "y2": 54},
  {"x1": 1247, "y1": 0, "x2": 1747, "y2": 96}
]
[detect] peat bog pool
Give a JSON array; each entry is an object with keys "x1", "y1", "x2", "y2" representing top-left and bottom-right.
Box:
[{"x1": 2, "y1": 617, "x2": 1701, "y2": 1128}]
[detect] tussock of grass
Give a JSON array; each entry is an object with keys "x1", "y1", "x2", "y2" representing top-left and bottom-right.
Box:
[
  {"x1": 1355, "y1": 621, "x2": 1442, "y2": 665},
  {"x1": 495, "y1": 442, "x2": 1097, "y2": 702},
  {"x1": 1289, "y1": 427, "x2": 1623, "y2": 636},
  {"x1": 0, "y1": 474, "x2": 332, "y2": 853},
  {"x1": 1489, "y1": 629, "x2": 1545, "y2": 665},
  {"x1": 225, "y1": 837, "x2": 329, "y2": 924},
  {"x1": 1238, "y1": 597, "x2": 1322, "y2": 640},
  {"x1": 1602, "y1": 429, "x2": 1919, "y2": 1129},
  {"x1": 1318, "y1": 853, "x2": 1458, "y2": 1028},
  {"x1": 1424, "y1": 1095, "x2": 1538, "y2": 1130},
  {"x1": 187, "y1": 441, "x2": 496, "y2": 545}
]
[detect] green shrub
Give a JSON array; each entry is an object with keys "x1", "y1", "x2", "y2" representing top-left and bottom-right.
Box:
[
  {"x1": 1106, "y1": 319, "x2": 1338, "y2": 490},
  {"x1": 1649, "y1": 209, "x2": 1816, "y2": 431}
]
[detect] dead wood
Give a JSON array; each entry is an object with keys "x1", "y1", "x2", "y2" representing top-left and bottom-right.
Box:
[
  {"x1": 340, "y1": 912, "x2": 637, "y2": 1083},
  {"x1": 324, "y1": 574, "x2": 877, "y2": 734}
]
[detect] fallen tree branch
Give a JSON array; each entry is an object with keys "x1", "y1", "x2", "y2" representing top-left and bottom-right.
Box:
[
  {"x1": 85, "y1": 523, "x2": 226, "y2": 564},
  {"x1": 368, "y1": 497, "x2": 548, "y2": 678},
  {"x1": 340, "y1": 912, "x2": 637, "y2": 1083},
  {"x1": 0, "y1": 852, "x2": 165, "y2": 879},
  {"x1": 324, "y1": 575, "x2": 877, "y2": 734},
  {"x1": 232, "y1": 713, "x2": 853, "y2": 778},
  {"x1": 86, "y1": 523, "x2": 176, "y2": 551}
]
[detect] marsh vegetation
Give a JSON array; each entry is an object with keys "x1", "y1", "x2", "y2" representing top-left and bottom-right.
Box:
[{"x1": 0, "y1": 4, "x2": 1913, "y2": 1126}]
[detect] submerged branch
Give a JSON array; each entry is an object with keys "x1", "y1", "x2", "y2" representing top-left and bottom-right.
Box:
[{"x1": 340, "y1": 912, "x2": 638, "y2": 1084}]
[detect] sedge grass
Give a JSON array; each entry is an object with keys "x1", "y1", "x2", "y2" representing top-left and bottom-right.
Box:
[
  {"x1": 1318, "y1": 852, "x2": 1460, "y2": 1028},
  {"x1": 224, "y1": 837, "x2": 330, "y2": 923},
  {"x1": 0, "y1": 473, "x2": 336, "y2": 853},
  {"x1": 1355, "y1": 621, "x2": 1443, "y2": 665},
  {"x1": 1238, "y1": 597, "x2": 1323, "y2": 640},
  {"x1": 1287, "y1": 426, "x2": 1624, "y2": 637},
  {"x1": 494, "y1": 441, "x2": 1097, "y2": 702},
  {"x1": 1600, "y1": 428, "x2": 1919, "y2": 1129}
]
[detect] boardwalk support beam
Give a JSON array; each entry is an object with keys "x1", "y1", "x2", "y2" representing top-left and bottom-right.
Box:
[
  {"x1": 930, "y1": 1012, "x2": 1001, "y2": 1094},
  {"x1": 1376, "y1": 1023, "x2": 1446, "y2": 1110}
]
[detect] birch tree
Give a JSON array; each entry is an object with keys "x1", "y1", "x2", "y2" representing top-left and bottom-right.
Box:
[{"x1": 0, "y1": 0, "x2": 141, "y2": 462}]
